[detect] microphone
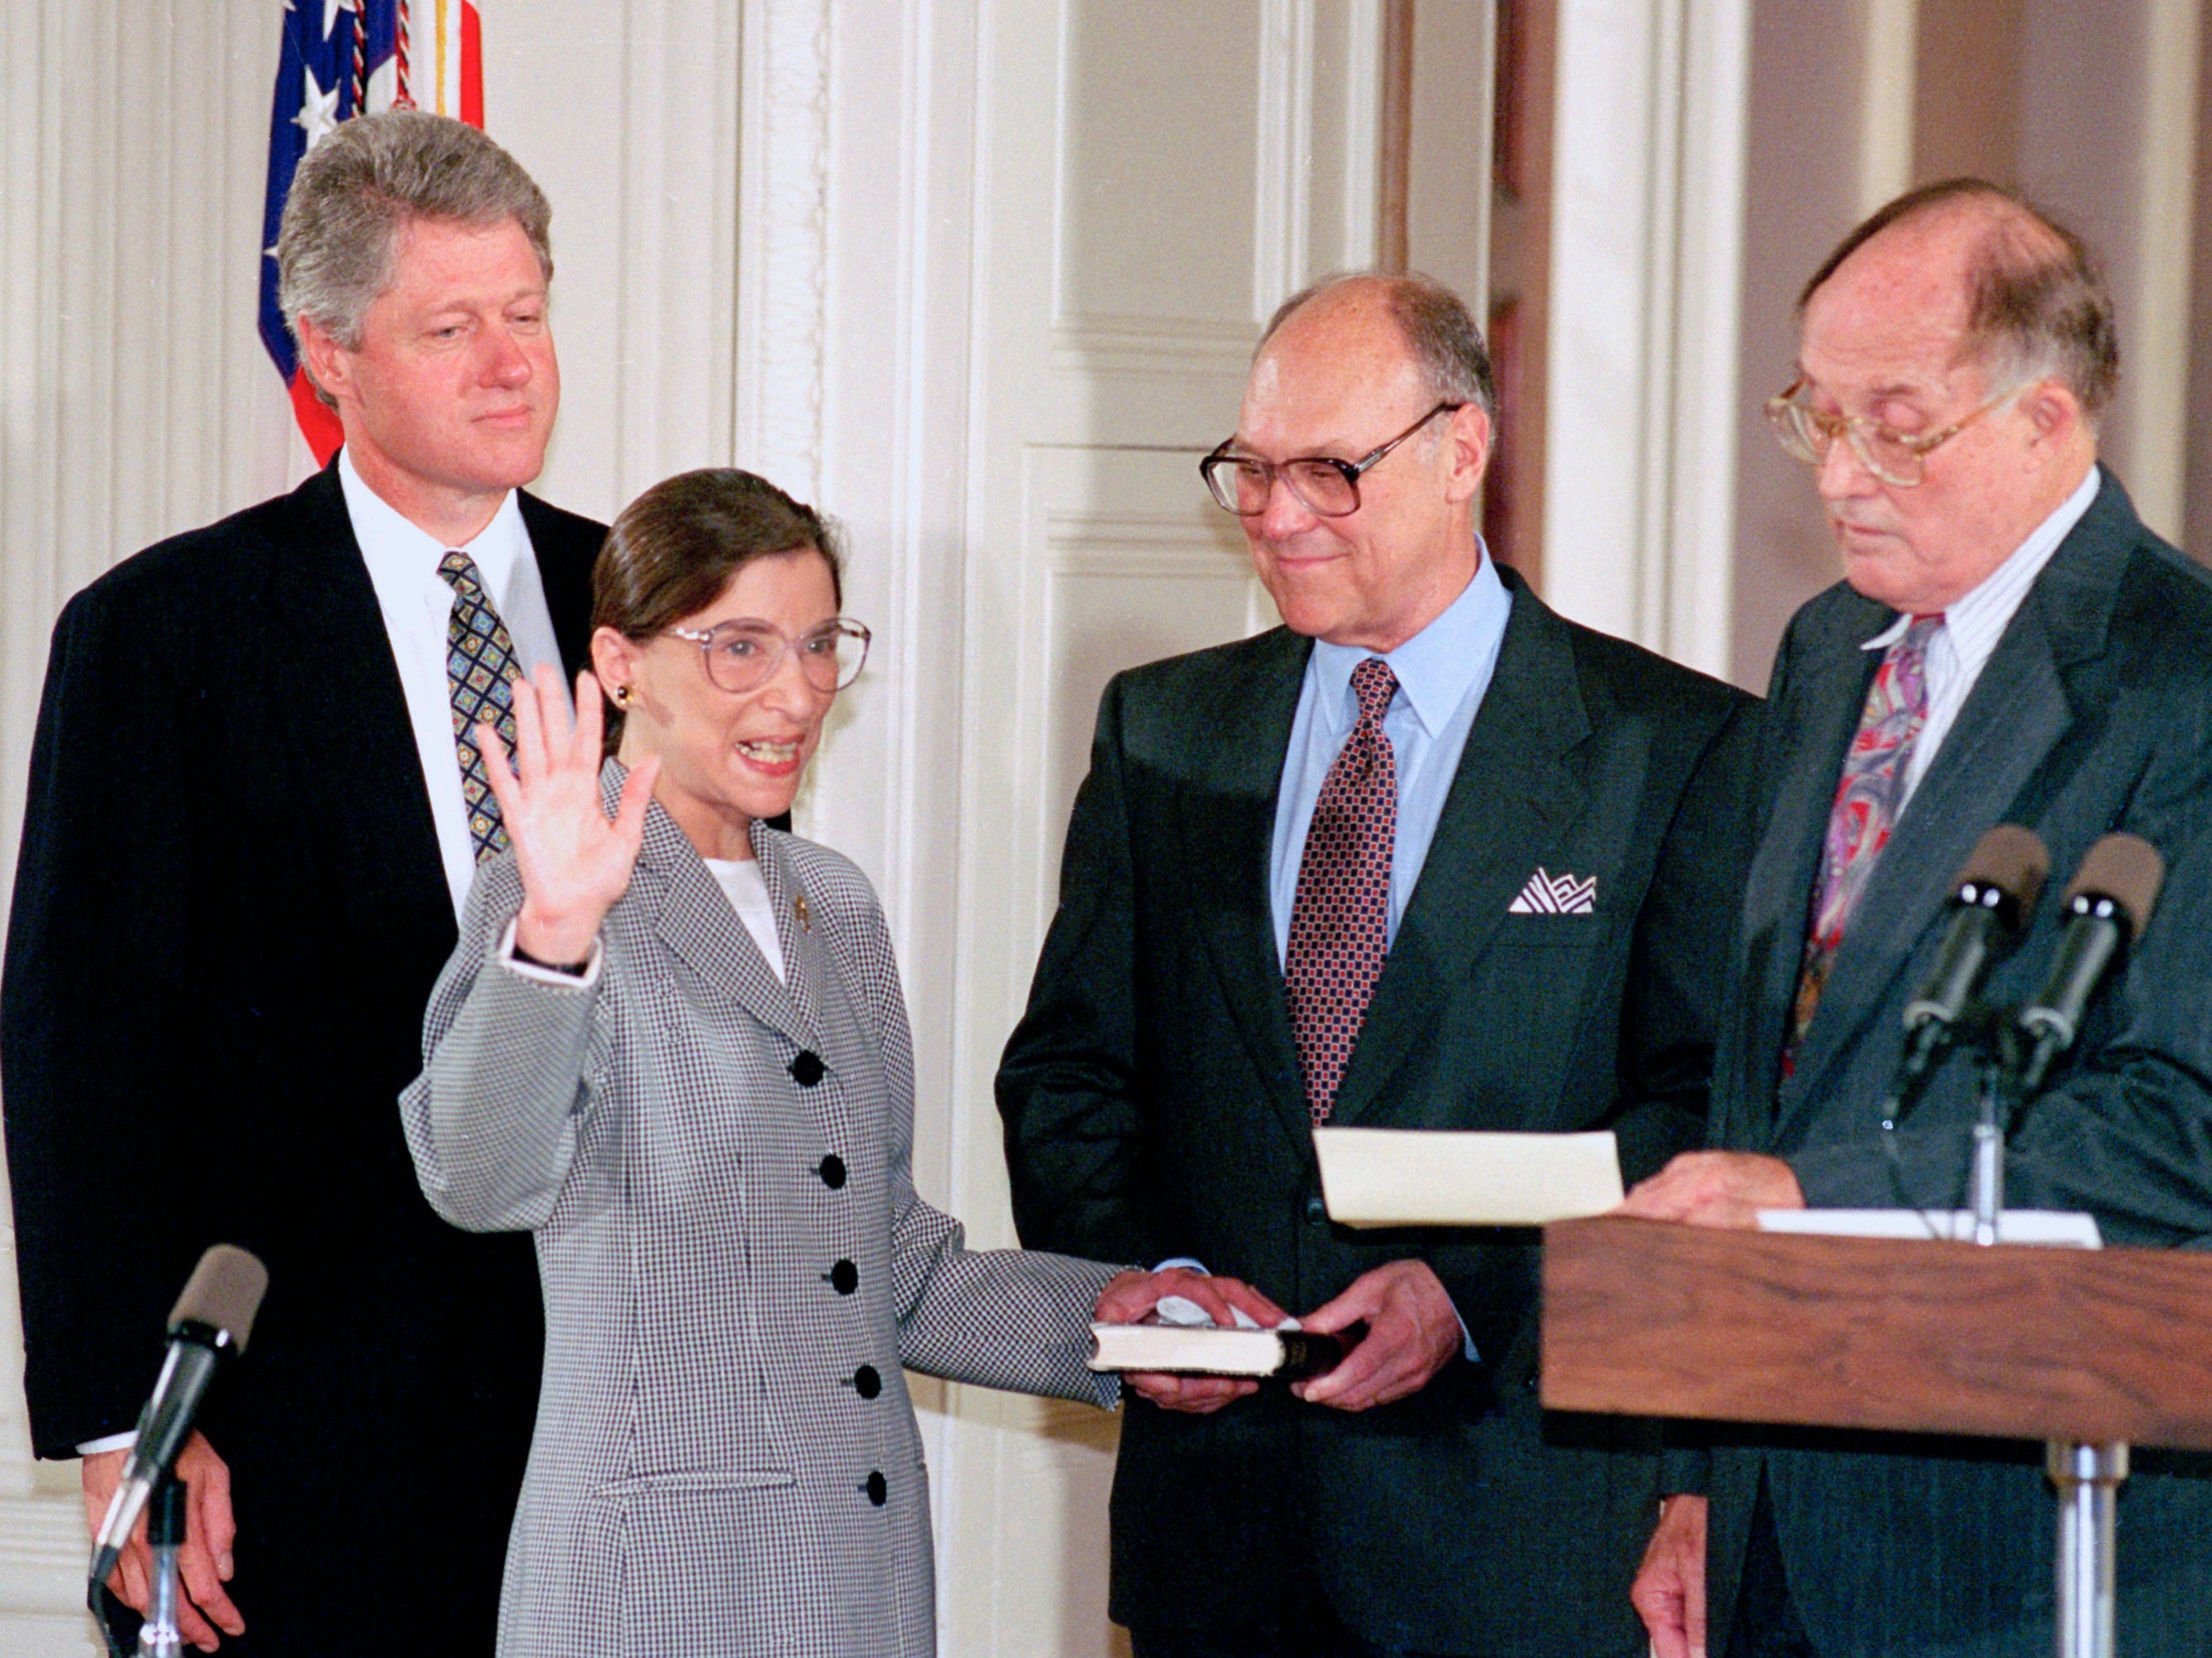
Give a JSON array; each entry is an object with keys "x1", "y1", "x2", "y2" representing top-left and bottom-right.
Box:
[
  {"x1": 88, "y1": 1245, "x2": 268, "y2": 1589},
  {"x1": 2010, "y1": 834, "x2": 2165, "y2": 1097},
  {"x1": 1884, "y1": 825, "x2": 2049, "y2": 1125}
]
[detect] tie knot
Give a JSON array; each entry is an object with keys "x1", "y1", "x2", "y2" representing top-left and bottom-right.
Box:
[
  {"x1": 1899, "y1": 614, "x2": 1942, "y2": 653},
  {"x1": 1350, "y1": 657, "x2": 1397, "y2": 724},
  {"x1": 438, "y1": 549, "x2": 488, "y2": 600}
]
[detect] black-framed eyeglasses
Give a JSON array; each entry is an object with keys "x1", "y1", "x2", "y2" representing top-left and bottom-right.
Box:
[
  {"x1": 662, "y1": 617, "x2": 872, "y2": 694},
  {"x1": 1200, "y1": 401, "x2": 1465, "y2": 518}
]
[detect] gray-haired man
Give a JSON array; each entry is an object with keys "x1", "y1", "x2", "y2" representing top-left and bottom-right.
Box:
[{"x1": 3, "y1": 110, "x2": 600, "y2": 1654}]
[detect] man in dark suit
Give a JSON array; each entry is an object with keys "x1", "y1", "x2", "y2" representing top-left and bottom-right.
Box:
[
  {"x1": 1626, "y1": 181, "x2": 2212, "y2": 1658},
  {"x1": 997, "y1": 273, "x2": 1759, "y2": 1657},
  {"x1": 2, "y1": 112, "x2": 601, "y2": 1653}
]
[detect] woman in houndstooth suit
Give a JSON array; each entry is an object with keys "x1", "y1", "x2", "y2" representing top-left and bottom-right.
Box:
[{"x1": 400, "y1": 471, "x2": 1228, "y2": 1656}]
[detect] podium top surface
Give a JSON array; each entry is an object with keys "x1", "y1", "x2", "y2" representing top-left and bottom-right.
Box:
[{"x1": 1541, "y1": 1215, "x2": 2212, "y2": 1450}]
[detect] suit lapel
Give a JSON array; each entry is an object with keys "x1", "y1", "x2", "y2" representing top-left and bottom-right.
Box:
[
  {"x1": 258, "y1": 465, "x2": 453, "y2": 954},
  {"x1": 1179, "y1": 630, "x2": 1312, "y2": 1151},
  {"x1": 1331, "y1": 581, "x2": 1590, "y2": 1126},
  {"x1": 624, "y1": 767, "x2": 819, "y2": 1051},
  {"x1": 1774, "y1": 480, "x2": 2129, "y2": 1135},
  {"x1": 1734, "y1": 603, "x2": 1884, "y2": 1135}
]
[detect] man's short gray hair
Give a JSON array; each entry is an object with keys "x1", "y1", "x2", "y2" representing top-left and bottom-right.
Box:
[
  {"x1": 275, "y1": 109, "x2": 552, "y2": 354},
  {"x1": 1261, "y1": 272, "x2": 1498, "y2": 419}
]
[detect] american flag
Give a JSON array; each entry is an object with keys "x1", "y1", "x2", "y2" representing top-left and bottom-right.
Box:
[{"x1": 260, "y1": 1, "x2": 485, "y2": 463}]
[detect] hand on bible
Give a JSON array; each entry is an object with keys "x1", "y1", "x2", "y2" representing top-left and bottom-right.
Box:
[
  {"x1": 1618, "y1": 1150, "x2": 1806, "y2": 1230},
  {"x1": 480, "y1": 667, "x2": 659, "y2": 964},
  {"x1": 83, "y1": 1430, "x2": 243, "y2": 1652},
  {"x1": 1095, "y1": 1267, "x2": 1289, "y2": 1414}
]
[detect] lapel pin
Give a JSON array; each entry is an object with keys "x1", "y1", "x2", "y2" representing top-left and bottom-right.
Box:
[{"x1": 793, "y1": 892, "x2": 811, "y2": 931}]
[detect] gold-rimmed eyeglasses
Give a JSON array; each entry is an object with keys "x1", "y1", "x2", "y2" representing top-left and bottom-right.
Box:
[
  {"x1": 1201, "y1": 401, "x2": 1465, "y2": 518},
  {"x1": 1764, "y1": 374, "x2": 2026, "y2": 488},
  {"x1": 663, "y1": 617, "x2": 872, "y2": 695}
]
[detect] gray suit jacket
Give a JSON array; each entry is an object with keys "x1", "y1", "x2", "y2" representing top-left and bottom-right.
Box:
[
  {"x1": 1698, "y1": 471, "x2": 2212, "y2": 1657},
  {"x1": 404, "y1": 770, "x2": 1117, "y2": 1658}
]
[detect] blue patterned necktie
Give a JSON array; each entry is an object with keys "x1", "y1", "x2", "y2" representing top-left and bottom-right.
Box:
[
  {"x1": 437, "y1": 550, "x2": 523, "y2": 862},
  {"x1": 1284, "y1": 657, "x2": 1400, "y2": 1125}
]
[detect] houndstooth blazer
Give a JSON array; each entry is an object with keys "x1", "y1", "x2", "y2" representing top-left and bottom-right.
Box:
[{"x1": 403, "y1": 764, "x2": 1120, "y2": 1658}]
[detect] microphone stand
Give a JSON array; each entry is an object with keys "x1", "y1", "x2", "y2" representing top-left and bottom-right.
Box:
[
  {"x1": 1957, "y1": 1021, "x2": 2120, "y2": 1658},
  {"x1": 136, "y1": 1473, "x2": 186, "y2": 1658},
  {"x1": 1969, "y1": 1048, "x2": 2008, "y2": 1246}
]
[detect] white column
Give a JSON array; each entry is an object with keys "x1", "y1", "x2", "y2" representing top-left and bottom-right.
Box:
[{"x1": 1543, "y1": 0, "x2": 1751, "y2": 679}]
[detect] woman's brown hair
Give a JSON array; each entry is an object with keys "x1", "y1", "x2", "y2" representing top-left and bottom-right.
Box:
[{"x1": 592, "y1": 467, "x2": 844, "y2": 748}]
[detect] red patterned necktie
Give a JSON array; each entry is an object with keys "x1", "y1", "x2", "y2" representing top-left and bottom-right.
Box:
[
  {"x1": 438, "y1": 550, "x2": 524, "y2": 862},
  {"x1": 1285, "y1": 657, "x2": 1400, "y2": 1125},
  {"x1": 1784, "y1": 614, "x2": 1940, "y2": 1072}
]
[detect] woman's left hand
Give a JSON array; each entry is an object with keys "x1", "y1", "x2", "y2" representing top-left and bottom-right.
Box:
[{"x1": 477, "y1": 667, "x2": 660, "y2": 963}]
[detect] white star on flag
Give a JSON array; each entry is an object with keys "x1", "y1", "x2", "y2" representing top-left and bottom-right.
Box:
[{"x1": 294, "y1": 66, "x2": 342, "y2": 151}]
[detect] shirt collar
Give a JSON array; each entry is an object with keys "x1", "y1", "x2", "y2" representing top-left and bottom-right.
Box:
[
  {"x1": 337, "y1": 446, "x2": 526, "y2": 592},
  {"x1": 1309, "y1": 547, "x2": 1511, "y2": 737},
  {"x1": 1859, "y1": 466, "x2": 2101, "y2": 652}
]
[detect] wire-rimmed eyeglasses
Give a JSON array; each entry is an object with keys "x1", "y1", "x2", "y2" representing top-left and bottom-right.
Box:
[
  {"x1": 663, "y1": 617, "x2": 872, "y2": 695},
  {"x1": 1201, "y1": 401, "x2": 1465, "y2": 518},
  {"x1": 1764, "y1": 374, "x2": 2025, "y2": 488}
]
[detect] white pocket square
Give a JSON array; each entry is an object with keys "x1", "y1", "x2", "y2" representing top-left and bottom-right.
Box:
[{"x1": 1507, "y1": 867, "x2": 1597, "y2": 915}]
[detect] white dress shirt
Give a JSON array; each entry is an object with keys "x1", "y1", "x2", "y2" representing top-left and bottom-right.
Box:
[
  {"x1": 1863, "y1": 466, "x2": 2101, "y2": 806},
  {"x1": 340, "y1": 448, "x2": 566, "y2": 917}
]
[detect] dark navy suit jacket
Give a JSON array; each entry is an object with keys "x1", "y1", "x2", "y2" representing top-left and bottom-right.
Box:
[
  {"x1": 2, "y1": 461, "x2": 601, "y2": 1656},
  {"x1": 999, "y1": 566, "x2": 1760, "y2": 1656},
  {"x1": 1696, "y1": 470, "x2": 2212, "y2": 1658}
]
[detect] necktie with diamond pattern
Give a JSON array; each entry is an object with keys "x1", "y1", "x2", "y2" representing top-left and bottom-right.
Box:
[
  {"x1": 1285, "y1": 657, "x2": 1400, "y2": 1125},
  {"x1": 1784, "y1": 614, "x2": 1941, "y2": 1073},
  {"x1": 437, "y1": 550, "x2": 523, "y2": 862}
]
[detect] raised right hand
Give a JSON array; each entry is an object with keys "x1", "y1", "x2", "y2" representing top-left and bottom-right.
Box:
[
  {"x1": 83, "y1": 1431, "x2": 243, "y2": 1652},
  {"x1": 477, "y1": 667, "x2": 659, "y2": 963}
]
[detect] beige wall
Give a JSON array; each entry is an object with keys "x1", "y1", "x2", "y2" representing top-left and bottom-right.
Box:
[{"x1": 1729, "y1": 0, "x2": 2210, "y2": 688}]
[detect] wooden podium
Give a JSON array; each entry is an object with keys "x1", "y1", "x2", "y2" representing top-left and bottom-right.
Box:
[{"x1": 1540, "y1": 1216, "x2": 2212, "y2": 1656}]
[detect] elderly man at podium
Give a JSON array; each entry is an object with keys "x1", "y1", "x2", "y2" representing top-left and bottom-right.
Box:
[{"x1": 1623, "y1": 180, "x2": 2212, "y2": 1658}]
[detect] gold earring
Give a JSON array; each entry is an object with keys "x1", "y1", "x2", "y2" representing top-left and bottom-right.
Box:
[{"x1": 610, "y1": 684, "x2": 633, "y2": 708}]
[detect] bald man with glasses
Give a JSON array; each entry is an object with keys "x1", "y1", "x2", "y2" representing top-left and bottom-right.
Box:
[
  {"x1": 998, "y1": 272, "x2": 1760, "y2": 1658},
  {"x1": 1626, "y1": 180, "x2": 2212, "y2": 1658}
]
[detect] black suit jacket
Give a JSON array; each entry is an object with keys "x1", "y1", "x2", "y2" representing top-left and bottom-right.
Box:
[
  {"x1": 1697, "y1": 470, "x2": 2212, "y2": 1657},
  {"x1": 2, "y1": 462, "x2": 601, "y2": 1656},
  {"x1": 998, "y1": 567, "x2": 1760, "y2": 1655}
]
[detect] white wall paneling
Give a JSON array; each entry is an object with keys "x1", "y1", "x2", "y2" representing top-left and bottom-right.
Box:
[
  {"x1": 1543, "y1": 0, "x2": 1750, "y2": 678},
  {"x1": 2117, "y1": 0, "x2": 2203, "y2": 542},
  {"x1": 1856, "y1": 0, "x2": 1919, "y2": 215},
  {"x1": 491, "y1": 0, "x2": 748, "y2": 522}
]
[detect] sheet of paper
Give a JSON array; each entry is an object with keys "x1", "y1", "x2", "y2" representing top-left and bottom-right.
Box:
[
  {"x1": 1756, "y1": 1208, "x2": 2102, "y2": 1248},
  {"x1": 1311, "y1": 1127, "x2": 1624, "y2": 1227}
]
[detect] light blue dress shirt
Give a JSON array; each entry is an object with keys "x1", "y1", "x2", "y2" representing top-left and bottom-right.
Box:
[{"x1": 1268, "y1": 551, "x2": 1514, "y2": 964}]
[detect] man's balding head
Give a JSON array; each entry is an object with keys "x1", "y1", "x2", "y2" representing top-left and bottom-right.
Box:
[
  {"x1": 1787, "y1": 181, "x2": 2105, "y2": 614},
  {"x1": 1262, "y1": 273, "x2": 1498, "y2": 422},
  {"x1": 1803, "y1": 179, "x2": 2117, "y2": 423},
  {"x1": 1225, "y1": 274, "x2": 1493, "y2": 651}
]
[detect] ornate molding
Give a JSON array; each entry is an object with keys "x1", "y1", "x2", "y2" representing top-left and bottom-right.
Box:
[{"x1": 736, "y1": 0, "x2": 833, "y2": 501}]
